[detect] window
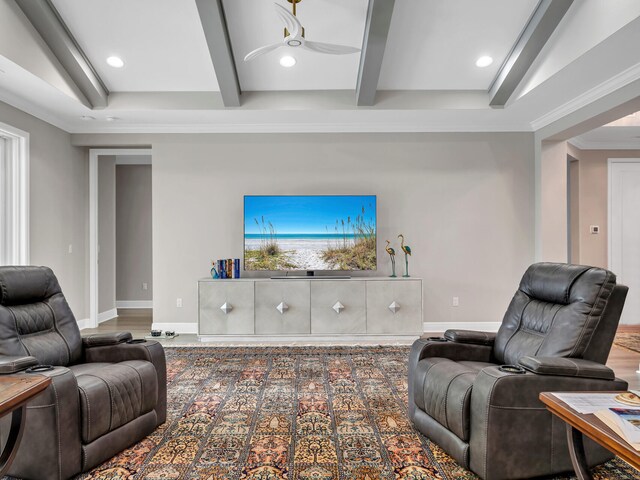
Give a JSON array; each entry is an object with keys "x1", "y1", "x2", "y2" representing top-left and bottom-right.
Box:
[
  {"x1": 0, "y1": 123, "x2": 29, "y2": 266},
  {"x1": 0, "y1": 135, "x2": 7, "y2": 263}
]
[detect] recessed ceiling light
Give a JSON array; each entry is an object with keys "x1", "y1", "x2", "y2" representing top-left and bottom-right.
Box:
[
  {"x1": 81, "y1": 115, "x2": 95, "y2": 121},
  {"x1": 106, "y1": 56, "x2": 124, "y2": 68},
  {"x1": 105, "y1": 116, "x2": 119, "y2": 122},
  {"x1": 475, "y1": 56, "x2": 494, "y2": 68},
  {"x1": 279, "y1": 56, "x2": 296, "y2": 68}
]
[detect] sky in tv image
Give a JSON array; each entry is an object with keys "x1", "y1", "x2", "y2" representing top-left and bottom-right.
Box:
[{"x1": 244, "y1": 195, "x2": 376, "y2": 271}]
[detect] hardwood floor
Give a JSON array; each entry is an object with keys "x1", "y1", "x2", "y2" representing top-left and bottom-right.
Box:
[
  {"x1": 81, "y1": 309, "x2": 200, "y2": 345},
  {"x1": 82, "y1": 310, "x2": 640, "y2": 389}
]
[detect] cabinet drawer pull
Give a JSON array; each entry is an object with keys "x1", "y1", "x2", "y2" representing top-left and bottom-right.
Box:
[
  {"x1": 220, "y1": 302, "x2": 233, "y2": 314},
  {"x1": 388, "y1": 301, "x2": 401, "y2": 313},
  {"x1": 332, "y1": 301, "x2": 345, "y2": 314},
  {"x1": 276, "y1": 302, "x2": 289, "y2": 314}
]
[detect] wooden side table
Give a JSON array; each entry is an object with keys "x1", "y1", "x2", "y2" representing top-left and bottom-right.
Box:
[
  {"x1": 0, "y1": 375, "x2": 51, "y2": 477},
  {"x1": 540, "y1": 392, "x2": 640, "y2": 480}
]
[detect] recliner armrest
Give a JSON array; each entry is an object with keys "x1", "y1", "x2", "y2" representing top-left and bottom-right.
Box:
[
  {"x1": 408, "y1": 337, "x2": 495, "y2": 419},
  {"x1": 82, "y1": 331, "x2": 133, "y2": 347},
  {"x1": 444, "y1": 329, "x2": 496, "y2": 346},
  {"x1": 84, "y1": 339, "x2": 167, "y2": 425},
  {"x1": 0, "y1": 355, "x2": 38, "y2": 374},
  {"x1": 469, "y1": 365, "x2": 626, "y2": 479},
  {"x1": 518, "y1": 356, "x2": 615, "y2": 381}
]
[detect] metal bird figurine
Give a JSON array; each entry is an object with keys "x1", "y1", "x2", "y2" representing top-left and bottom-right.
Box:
[
  {"x1": 385, "y1": 240, "x2": 397, "y2": 277},
  {"x1": 398, "y1": 234, "x2": 412, "y2": 277}
]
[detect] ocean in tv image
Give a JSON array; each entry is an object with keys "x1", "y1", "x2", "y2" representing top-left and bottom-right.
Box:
[{"x1": 244, "y1": 195, "x2": 376, "y2": 271}]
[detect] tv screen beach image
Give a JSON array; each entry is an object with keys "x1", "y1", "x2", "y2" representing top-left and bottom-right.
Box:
[{"x1": 244, "y1": 195, "x2": 377, "y2": 271}]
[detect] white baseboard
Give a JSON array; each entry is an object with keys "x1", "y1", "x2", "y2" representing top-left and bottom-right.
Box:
[
  {"x1": 424, "y1": 322, "x2": 501, "y2": 333},
  {"x1": 98, "y1": 308, "x2": 118, "y2": 323},
  {"x1": 152, "y1": 322, "x2": 198, "y2": 334},
  {"x1": 77, "y1": 318, "x2": 90, "y2": 330},
  {"x1": 117, "y1": 301, "x2": 153, "y2": 309},
  {"x1": 198, "y1": 335, "x2": 420, "y2": 344}
]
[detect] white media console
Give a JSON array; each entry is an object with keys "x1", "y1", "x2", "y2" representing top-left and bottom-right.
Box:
[{"x1": 198, "y1": 277, "x2": 423, "y2": 340}]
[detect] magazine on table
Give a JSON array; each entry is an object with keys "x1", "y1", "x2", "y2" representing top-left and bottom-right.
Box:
[{"x1": 594, "y1": 407, "x2": 640, "y2": 449}]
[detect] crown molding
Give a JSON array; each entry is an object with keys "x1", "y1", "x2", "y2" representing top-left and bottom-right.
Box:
[
  {"x1": 67, "y1": 121, "x2": 533, "y2": 135},
  {"x1": 568, "y1": 137, "x2": 640, "y2": 150},
  {"x1": 567, "y1": 137, "x2": 588, "y2": 149},
  {"x1": 530, "y1": 62, "x2": 640, "y2": 132},
  {"x1": 0, "y1": 89, "x2": 74, "y2": 132}
]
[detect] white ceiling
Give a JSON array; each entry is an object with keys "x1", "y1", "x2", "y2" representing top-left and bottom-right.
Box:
[
  {"x1": 570, "y1": 112, "x2": 640, "y2": 149},
  {"x1": 51, "y1": 0, "x2": 219, "y2": 92},
  {"x1": 0, "y1": 0, "x2": 639, "y2": 138},
  {"x1": 570, "y1": 127, "x2": 640, "y2": 150},
  {"x1": 379, "y1": 0, "x2": 539, "y2": 90}
]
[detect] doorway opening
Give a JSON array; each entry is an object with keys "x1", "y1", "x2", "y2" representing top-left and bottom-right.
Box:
[{"x1": 89, "y1": 149, "x2": 152, "y2": 330}]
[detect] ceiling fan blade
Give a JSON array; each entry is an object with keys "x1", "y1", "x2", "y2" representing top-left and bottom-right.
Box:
[
  {"x1": 244, "y1": 43, "x2": 282, "y2": 61},
  {"x1": 303, "y1": 41, "x2": 361, "y2": 55},
  {"x1": 274, "y1": 3, "x2": 302, "y2": 38}
]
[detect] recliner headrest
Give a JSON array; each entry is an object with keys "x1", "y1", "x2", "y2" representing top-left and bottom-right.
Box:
[
  {"x1": 0, "y1": 266, "x2": 62, "y2": 306},
  {"x1": 519, "y1": 263, "x2": 594, "y2": 305}
]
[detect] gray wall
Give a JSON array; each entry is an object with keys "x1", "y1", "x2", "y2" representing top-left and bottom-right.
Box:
[
  {"x1": 569, "y1": 158, "x2": 580, "y2": 264},
  {"x1": 540, "y1": 140, "x2": 569, "y2": 263},
  {"x1": 0, "y1": 100, "x2": 88, "y2": 319},
  {"x1": 152, "y1": 132, "x2": 535, "y2": 330},
  {"x1": 98, "y1": 156, "x2": 116, "y2": 314},
  {"x1": 116, "y1": 165, "x2": 153, "y2": 301}
]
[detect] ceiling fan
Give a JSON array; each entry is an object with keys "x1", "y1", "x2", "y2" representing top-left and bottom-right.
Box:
[{"x1": 243, "y1": 0, "x2": 361, "y2": 62}]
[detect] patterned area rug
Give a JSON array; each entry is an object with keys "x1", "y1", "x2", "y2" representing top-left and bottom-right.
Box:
[
  {"x1": 614, "y1": 332, "x2": 640, "y2": 354},
  {"x1": 78, "y1": 346, "x2": 638, "y2": 479}
]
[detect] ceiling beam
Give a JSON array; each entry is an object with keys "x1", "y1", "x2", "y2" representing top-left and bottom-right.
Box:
[
  {"x1": 489, "y1": 0, "x2": 574, "y2": 108},
  {"x1": 195, "y1": 0, "x2": 241, "y2": 107},
  {"x1": 356, "y1": 0, "x2": 396, "y2": 106},
  {"x1": 15, "y1": 0, "x2": 108, "y2": 109}
]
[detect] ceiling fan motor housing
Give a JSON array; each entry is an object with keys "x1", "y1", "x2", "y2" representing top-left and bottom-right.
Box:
[{"x1": 285, "y1": 26, "x2": 305, "y2": 39}]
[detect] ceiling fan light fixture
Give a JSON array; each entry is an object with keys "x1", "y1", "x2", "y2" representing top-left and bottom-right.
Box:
[
  {"x1": 279, "y1": 55, "x2": 296, "y2": 67},
  {"x1": 106, "y1": 56, "x2": 124, "y2": 68},
  {"x1": 475, "y1": 56, "x2": 493, "y2": 68},
  {"x1": 243, "y1": 3, "x2": 360, "y2": 62}
]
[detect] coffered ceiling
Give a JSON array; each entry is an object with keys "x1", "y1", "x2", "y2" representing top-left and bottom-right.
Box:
[
  {"x1": 378, "y1": 0, "x2": 538, "y2": 91},
  {"x1": 0, "y1": 0, "x2": 639, "y2": 139},
  {"x1": 52, "y1": 0, "x2": 219, "y2": 92}
]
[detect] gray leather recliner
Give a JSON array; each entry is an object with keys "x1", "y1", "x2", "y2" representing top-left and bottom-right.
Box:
[
  {"x1": 0, "y1": 266, "x2": 166, "y2": 480},
  {"x1": 409, "y1": 262, "x2": 628, "y2": 480}
]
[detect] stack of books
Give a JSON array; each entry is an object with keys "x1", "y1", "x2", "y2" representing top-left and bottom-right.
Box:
[
  {"x1": 595, "y1": 407, "x2": 640, "y2": 450},
  {"x1": 215, "y1": 259, "x2": 241, "y2": 279}
]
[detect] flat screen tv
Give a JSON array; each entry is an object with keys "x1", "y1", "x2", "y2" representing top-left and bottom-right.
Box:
[{"x1": 244, "y1": 195, "x2": 377, "y2": 271}]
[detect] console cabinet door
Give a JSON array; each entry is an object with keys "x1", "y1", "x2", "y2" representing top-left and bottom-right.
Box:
[
  {"x1": 311, "y1": 281, "x2": 366, "y2": 334},
  {"x1": 255, "y1": 281, "x2": 311, "y2": 334},
  {"x1": 199, "y1": 282, "x2": 254, "y2": 335},
  {"x1": 366, "y1": 280, "x2": 422, "y2": 334}
]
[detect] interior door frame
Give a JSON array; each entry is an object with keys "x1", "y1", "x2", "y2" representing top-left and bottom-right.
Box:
[
  {"x1": 0, "y1": 122, "x2": 29, "y2": 266},
  {"x1": 88, "y1": 148, "x2": 152, "y2": 329},
  {"x1": 608, "y1": 157, "x2": 640, "y2": 274}
]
